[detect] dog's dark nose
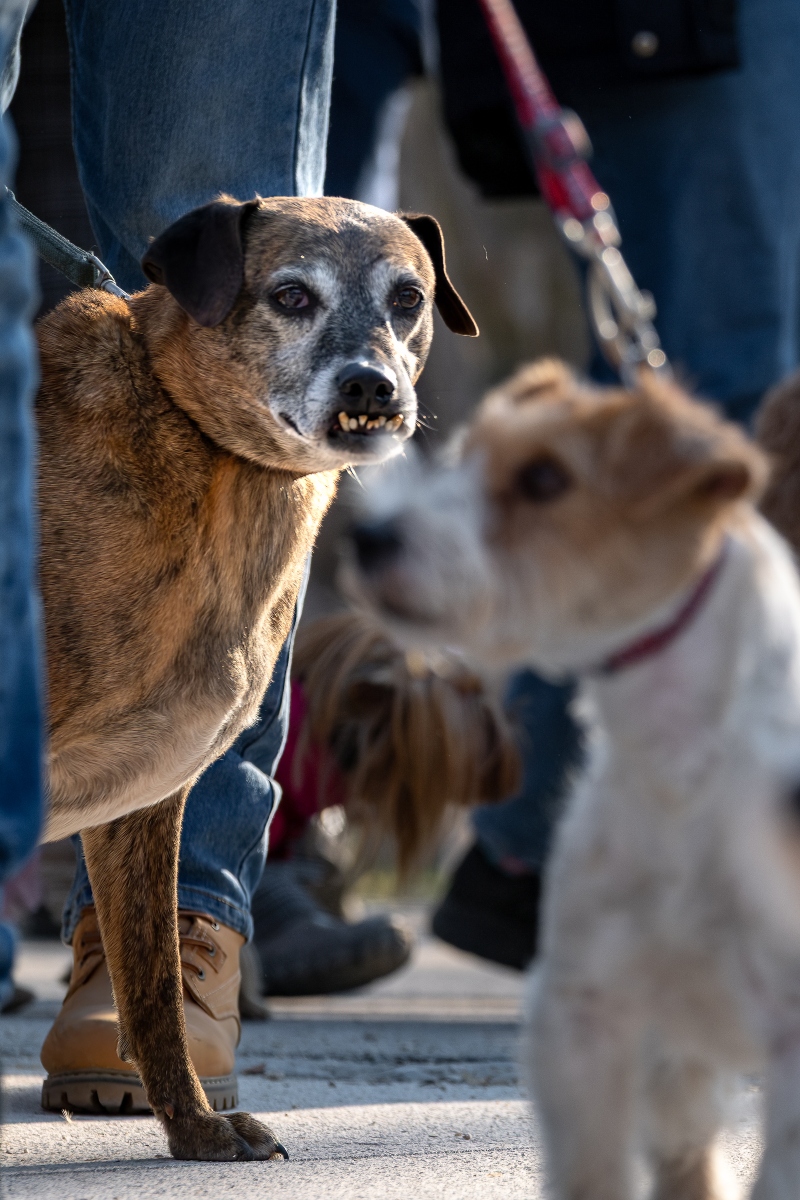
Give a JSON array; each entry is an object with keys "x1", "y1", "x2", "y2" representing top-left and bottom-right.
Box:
[
  {"x1": 351, "y1": 518, "x2": 403, "y2": 572},
  {"x1": 336, "y1": 362, "x2": 396, "y2": 408}
]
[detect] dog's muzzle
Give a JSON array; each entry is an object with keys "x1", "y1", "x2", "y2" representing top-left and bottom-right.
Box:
[{"x1": 327, "y1": 360, "x2": 410, "y2": 445}]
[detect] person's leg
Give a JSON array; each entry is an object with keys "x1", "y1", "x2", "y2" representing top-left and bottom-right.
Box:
[
  {"x1": 57, "y1": 0, "x2": 335, "y2": 932},
  {"x1": 41, "y1": 3, "x2": 335, "y2": 1115},
  {"x1": 0, "y1": 0, "x2": 43, "y2": 1010},
  {"x1": 63, "y1": 0, "x2": 336, "y2": 291},
  {"x1": 434, "y1": 674, "x2": 582, "y2": 969},
  {"x1": 570, "y1": 0, "x2": 800, "y2": 424},
  {"x1": 324, "y1": 0, "x2": 422, "y2": 200}
]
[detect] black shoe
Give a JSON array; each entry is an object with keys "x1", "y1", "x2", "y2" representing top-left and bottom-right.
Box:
[
  {"x1": 250, "y1": 862, "x2": 412, "y2": 996},
  {"x1": 432, "y1": 843, "x2": 540, "y2": 970},
  {"x1": 19, "y1": 903, "x2": 62, "y2": 940}
]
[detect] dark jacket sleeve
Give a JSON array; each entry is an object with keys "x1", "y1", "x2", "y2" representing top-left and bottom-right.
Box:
[{"x1": 436, "y1": 0, "x2": 740, "y2": 199}]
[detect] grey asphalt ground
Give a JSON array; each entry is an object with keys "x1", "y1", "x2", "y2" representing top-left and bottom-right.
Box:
[{"x1": 0, "y1": 914, "x2": 765, "y2": 1199}]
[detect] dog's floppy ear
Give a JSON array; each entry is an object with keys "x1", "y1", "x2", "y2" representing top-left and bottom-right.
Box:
[
  {"x1": 141, "y1": 197, "x2": 260, "y2": 327},
  {"x1": 400, "y1": 213, "x2": 479, "y2": 337},
  {"x1": 607, "y1": 376, "x2": 768, "y2": 520}
]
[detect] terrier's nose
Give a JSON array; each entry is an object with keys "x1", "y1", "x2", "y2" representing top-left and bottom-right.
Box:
[
  {"x1": 351, "y1": 518, "x2": 403, "y2": 572},
  {"x1": 336, "y1": 362, "x2": 397, "y2": 409}
]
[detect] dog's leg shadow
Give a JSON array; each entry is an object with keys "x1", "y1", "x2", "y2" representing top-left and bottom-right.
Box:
[{"x1": 81, "y1": 789, "x2": 288, "y2": 1162}]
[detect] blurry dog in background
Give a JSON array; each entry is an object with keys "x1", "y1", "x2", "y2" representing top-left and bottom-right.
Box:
[
  {"x1": 290, "y1": 612, "x2": 520, "y2": 877},
  {"x1": 347, "y1": 358, "x2": 800, "y2": 1199}
]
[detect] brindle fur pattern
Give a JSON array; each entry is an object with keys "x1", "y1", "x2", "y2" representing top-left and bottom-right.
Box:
[{"x1": 36, "y1": 195, "x2": 475, "y2": 1160}]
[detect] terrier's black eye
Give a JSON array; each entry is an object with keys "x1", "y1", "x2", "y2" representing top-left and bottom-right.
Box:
[
  {"x1": 394, "y1": 286, "x2": 423, "y2": 311},
  {"x1": 272, "y1": 284, "x2": 313, "y2": 310},
  {"x1": 515, "y1": 456, "x2": 572, "y2": 502}
]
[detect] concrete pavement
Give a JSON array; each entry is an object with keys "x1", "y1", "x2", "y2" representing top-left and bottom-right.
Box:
[{"x1": 0, "y1": 916, "x2": 765, "y2": 1198}]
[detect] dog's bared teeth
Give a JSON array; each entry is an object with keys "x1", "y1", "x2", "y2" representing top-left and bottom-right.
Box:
[
  {"x1": 348, "y1": 417, "x2": 359, "y2": 431},
  {"x1": 358, "y1": 414, "x2": 367, "y2": 427},
  {"x1": 376, "y1": 415, "x2": 387, "y2": 427},
  {"x1": 366, "y1": 418, "x2": 379, "y2": 429},
  {"x1": 338, "y1": 411, "x2": 349, "y2": 430},
  {"x1": 389, "y1": 415, "x2": 404, "y2": 431}
]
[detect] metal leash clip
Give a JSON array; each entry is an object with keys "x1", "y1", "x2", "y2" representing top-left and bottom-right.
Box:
[
  {"x1": 5, "y1": 188, "x2": 130, "y2": 300},
  {"x1": 477, "y1": 0, "x2": 669, "y2": 385},
  {"x1": 558, "y1": 198, "x2": 667, "y2": 381}
]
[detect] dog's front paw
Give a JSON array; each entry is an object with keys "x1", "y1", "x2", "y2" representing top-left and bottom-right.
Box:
[
  {"x1": 165, "y1": 1110, "x2": 286, "y2": 1161},
  {"x1": 226, "y1": 1111, "x2": 289, "y2": 1160}
]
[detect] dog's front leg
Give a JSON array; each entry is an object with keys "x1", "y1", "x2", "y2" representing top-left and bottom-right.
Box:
[
  {"x1": 527, "y1": 966, "x2": 642, "y2": 1200},
  {"x1": 643, "y1": 1054, "x2": 737, "y2": 1200},
  {"x1": 81, "y1": 788, "x2": 286, "y2": 1162}
]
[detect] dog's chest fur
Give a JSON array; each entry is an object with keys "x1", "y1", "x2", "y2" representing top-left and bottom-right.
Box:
[
  {"x1": 36, "y1": 294, "x2": 337, "y2": 839},
  {"x1": 541, "y1": 516, "x2": 800, "y2": 1058}
]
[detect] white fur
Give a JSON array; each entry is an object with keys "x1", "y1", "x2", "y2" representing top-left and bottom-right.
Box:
[
  {"x1": 527, "y1": 514, "x2": 800, "y2": 1200},
  {"x1": 350, "y1": 438, "x2": 800, "y2": 1196}
]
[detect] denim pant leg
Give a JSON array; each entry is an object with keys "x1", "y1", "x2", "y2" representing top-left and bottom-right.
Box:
[
  {"x1": 324, "y1": 0, "x2": 422, "y2": 199},
  {"x1": 0, "y1": 1, "x2": 41, "y2": 1003},
  {"x1": 63, "y1": 568, "x2": 308, "y2": 943},
  {"x1": 474, "y1": 0, "x2": 800, "y2": 872},
  {"x1": 473, "y1": 674, "x2": 582, "y2": 873},
  {"x1": 64, "y1": 0, "x2": 336, "y2": 292},
  {"x1": 59, "y1": 0, "x2": 333, "y2": 939},
  {"x1": 570, "y1": 0, "x2": 800, "y2": 424}
]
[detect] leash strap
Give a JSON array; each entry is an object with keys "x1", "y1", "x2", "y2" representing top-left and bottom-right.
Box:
[
  {"x1": 6, "y1": 188, "x2": 130, "y2": 300},
  {"x1": 476, "y1": 0, "x2": 668, "y2": 384}
]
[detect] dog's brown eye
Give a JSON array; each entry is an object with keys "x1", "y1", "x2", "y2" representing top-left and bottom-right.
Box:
[
  {"x1": 273, "y1": 284, "x2": 311, "y2": 310},
  {"x1": 515, "y1": 457, "x2": 571, "y2": 502},
  {"x1": 394, "y1": 286, "x2": 422, "y2": 311}
]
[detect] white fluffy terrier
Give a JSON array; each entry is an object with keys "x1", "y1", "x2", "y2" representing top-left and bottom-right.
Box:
[{"x1": 345, "y1": 359, "x2": 800, "y2": 1200}]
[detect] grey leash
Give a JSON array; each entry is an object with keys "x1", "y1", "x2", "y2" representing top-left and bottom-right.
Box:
[{"x1": 6, "y1": 188, "x2": 130, "y2": 300}]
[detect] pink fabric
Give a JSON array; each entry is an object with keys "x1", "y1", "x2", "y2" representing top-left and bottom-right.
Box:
[
  {"x1": 270, "y1": 681, "x2": 347, "y2": 859},
  {"x1": 1, "y1": 850, "x2": 42, "y2": 923}
]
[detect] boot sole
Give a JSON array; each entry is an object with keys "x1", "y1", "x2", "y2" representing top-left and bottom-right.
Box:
[{"x1": 41, "y1": 1070, "x2": 238, "y2": 1115}]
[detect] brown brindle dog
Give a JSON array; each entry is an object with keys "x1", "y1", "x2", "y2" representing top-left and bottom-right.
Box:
[{"x1": 35, "y1": 194, "x2": 477, "y2": 1161}]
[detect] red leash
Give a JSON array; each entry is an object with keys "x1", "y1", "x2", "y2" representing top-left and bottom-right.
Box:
[{"x1": 476, "y1": 0, "x2": 668, "y2": 382}]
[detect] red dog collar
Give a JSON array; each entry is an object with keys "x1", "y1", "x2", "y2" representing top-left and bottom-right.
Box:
[{"x1": 598, "y1": 542, "x2": 728, "y2": 676}]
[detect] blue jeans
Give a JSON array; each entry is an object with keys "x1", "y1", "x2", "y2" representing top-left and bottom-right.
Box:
[
  {"x1": 0, "y1": 0, "x2": 42, "y2": 1004},
  {"x1": 476, "y1": 0, "x2": 800, "y2": 871},
  {"x1": 64, "y1": 0, "x2": 336, "y2": 293},
  {"x1": 324, "y1": 0, "x2": 422, "y2": 199},
  {"x1": 60, "y1": 0, "x2": 335, "y2": 941}
]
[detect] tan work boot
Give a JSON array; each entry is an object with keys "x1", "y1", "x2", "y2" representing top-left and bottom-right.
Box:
[{"x1": 41, "y1": 907, "x2": 243, "y2": 1114}]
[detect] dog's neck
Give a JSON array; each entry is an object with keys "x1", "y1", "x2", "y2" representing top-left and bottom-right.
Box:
[
  {"x1": 129, "y1": 290, "x2": 309, "y2": 475},
  {"x1": 596, "y1": 544, "x2": 728, "y2": 676},
  {"x1": 582, "y1": 512, "x2": 800, "y2": 786}
]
